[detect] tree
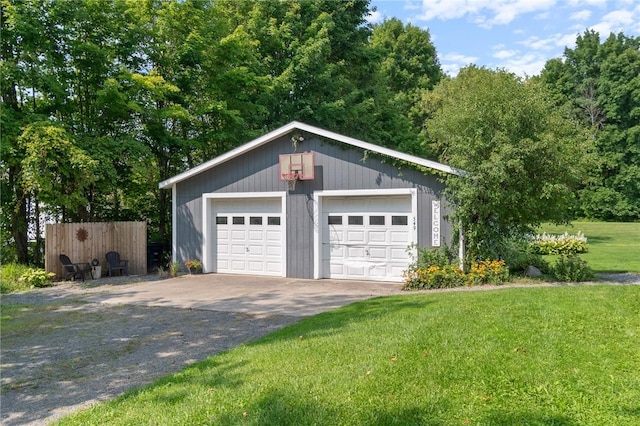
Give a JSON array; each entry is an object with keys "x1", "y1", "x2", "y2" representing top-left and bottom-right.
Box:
[
  {"x1": 423, "y1": 66, "x2": 593, "y2": 262},
  {"x1": 369, "y1": 18, "x2": 444, "y2": 154},
  {"x1": 539, "y1": 31, "x2": 640, "y2": 221}
]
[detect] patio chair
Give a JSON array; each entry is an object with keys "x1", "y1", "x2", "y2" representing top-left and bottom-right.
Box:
[
  {"x1": 59, "y1": 254, "x2": 93, "y2": 281},
  {"x1": 105, "y1": 251, "x2": 129, "y2": 276}
]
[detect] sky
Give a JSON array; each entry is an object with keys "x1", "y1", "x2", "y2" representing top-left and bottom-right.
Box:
[{"x1": 368, "y1": 0, "x2": 640, "y2": 77}]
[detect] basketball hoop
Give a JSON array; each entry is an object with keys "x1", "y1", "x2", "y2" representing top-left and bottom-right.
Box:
[{"x1": 282, "y1": 172, "x2": 299, "y2": 190}]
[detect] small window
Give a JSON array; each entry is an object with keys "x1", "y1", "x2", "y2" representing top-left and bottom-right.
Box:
[
  {"x1": 328, "y1": 216, "x2": 342, "y2": 225},
  {"x1": 392, "y1": 216, "x2": 408, "y2": 226},
  {"x1": 267, "y1": 216, "x2": 281, "y2": 225},
  {"x1": 216, "y1": 216, "x2": 228, "y2": 225},
  {"x1": 232, "y1": 216, "x2": 245, "y2": 225},
  {"x1": 250, "y1": 216, "x2": 263, "y2": 225},
  {"x1": 369, "y1": 216, "x2": 385, "y2": 225},
  {"x1": 348, "y1": 216, "x2": 364, "y2": 225}
]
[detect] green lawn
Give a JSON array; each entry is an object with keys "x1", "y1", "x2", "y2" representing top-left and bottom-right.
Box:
[
  {"x1": 538, "y1": 222, "x2": 640, "y2": 273},
  {"x1": 57, "y1": 285, "x2": 640, "y2": 426}
]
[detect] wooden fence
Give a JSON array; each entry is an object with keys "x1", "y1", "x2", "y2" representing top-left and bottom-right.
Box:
[{"x1": 45, "y1": 221, "x2": 147, "y2": 279}]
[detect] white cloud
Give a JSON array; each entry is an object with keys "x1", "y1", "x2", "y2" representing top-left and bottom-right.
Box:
[
  {"x1": 493, "y1": 49, "x2": 518, "y2": 59},
  {"x1": 499, "y1": 53, "x2": 549, "y2": 77},
  {"x1": 366, "y1": 9, "x2": 383, "y2": 24},
  {"x1": 588, "y1": 8, "x2": 638, "y2": 36},
  {"x1": 440, "y1": 52, "x2": 479, "y2": 76},
  {"x1": 519, "y1": 31, "x2": 579, "y2": 51},
  {"x1": 570, "y1": 9, "x2": 592, "y2": 21},
  {"x1": 567, "y1": 0, "x2": 606, "y2": 7},
  {"x1": 414, "y1": 0, "x2": 557, "y2": 28}
]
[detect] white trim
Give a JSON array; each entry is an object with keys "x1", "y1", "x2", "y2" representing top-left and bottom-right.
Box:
[
  {"x1": 171, "y1": 185, "x2": 177, "y2": 263},
  {"x1": 201, "y1": 192, "x2": 287, "y2": 276},
  {"x1": 159, "y1": 121, "x2": 462, "y2": 189},
  {"x1": 313, "y1": 188, "x2": 418, "y2": 280}
]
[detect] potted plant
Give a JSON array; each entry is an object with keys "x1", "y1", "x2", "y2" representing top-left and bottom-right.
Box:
[{"x1": 184, "y1": 259, "x2": 202, "y2": 274}]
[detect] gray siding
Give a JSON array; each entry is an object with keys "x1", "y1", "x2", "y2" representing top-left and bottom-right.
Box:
[{"x1": 174, "y1": 134, "x2": 453, "y2": 278}]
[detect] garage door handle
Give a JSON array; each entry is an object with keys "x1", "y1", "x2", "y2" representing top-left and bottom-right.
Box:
[{"x1": 246, "y1": 247, "x2": 249, "y2": 252}]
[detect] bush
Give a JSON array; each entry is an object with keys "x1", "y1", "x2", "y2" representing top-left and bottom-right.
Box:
[
  {"x1": 501, "y1": 239, "x2": 550, "y2": 274},
  {"x1": 468, "y1": 259, "x2": 510, "y2": 285},
  {"x1": 0, "y1": 263, "x2": 54, "y2": 293},
  {"x1": 403, "y1": 247, "x2": 509, "y2": 290},
  {"x1": 19, "y1": 268, "x2": 55, "y2": 288},
  {"x1": 552, "y1": 255, "x2": 594, "y2": 282},
  {"x1": 529, "y1": 232, "x2": 589, "y2": 255},
  {"x1": 404, "y1": 264, "x2": 467, "y2": 289}
]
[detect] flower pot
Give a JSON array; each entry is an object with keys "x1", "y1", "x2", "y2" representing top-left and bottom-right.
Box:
[{"x1": 92, "y1": 265, "x2": 102, "y2": 279}]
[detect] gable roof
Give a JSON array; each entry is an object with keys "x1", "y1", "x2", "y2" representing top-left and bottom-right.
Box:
[{"x1": 159, "y1": 121, "x2": 462, "y2": 189}]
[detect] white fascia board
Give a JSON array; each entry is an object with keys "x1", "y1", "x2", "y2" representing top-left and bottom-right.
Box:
[
  {"x1": 159, "y1": 121, "x2": 463, "y2": 189},
  {"x1": 158, "y1": 122, "x2": 300, "y2": 189},
  {"x1": 292, "y1": 122, "x2": 463, "y2": 176}
]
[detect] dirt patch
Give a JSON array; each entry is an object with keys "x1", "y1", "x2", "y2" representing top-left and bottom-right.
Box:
[{"x1": 1, "y1": 283, "x2": 300, "y2": 426}]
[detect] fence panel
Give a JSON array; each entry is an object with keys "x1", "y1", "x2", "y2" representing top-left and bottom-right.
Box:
[{"x1": 45, "y1": 221, "x2": 147, "y2": 279}]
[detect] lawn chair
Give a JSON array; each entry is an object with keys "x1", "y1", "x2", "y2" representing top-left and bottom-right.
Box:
[
  {"x1": 105, "y1": 251, "x2": 129, "y2": 276},
  {"x1": 59, "y1": 254, "x2": 93, "y2": 281}
]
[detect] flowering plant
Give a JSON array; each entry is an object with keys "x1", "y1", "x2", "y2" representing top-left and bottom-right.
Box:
[{"x1": 184, "y1": 259, "x2": 202, "y2": 269}]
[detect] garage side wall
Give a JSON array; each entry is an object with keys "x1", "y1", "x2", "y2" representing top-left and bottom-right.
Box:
[{"x1": 173, "y1": 134, "x2": 453, "y2": 278}]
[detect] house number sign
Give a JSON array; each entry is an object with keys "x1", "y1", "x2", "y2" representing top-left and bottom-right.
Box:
[{"x1": 432, "y1": 200, "x2": 440, "y2": 247}]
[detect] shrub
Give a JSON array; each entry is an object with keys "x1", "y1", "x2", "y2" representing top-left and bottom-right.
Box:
[
  {"x1": 403, "y1": 247, "x2": 509, "y2": 290},
  {"x1": 0, "y1": 263, "x2": 54, "y2": 293},
  {"x1": 501, "y1": 239, "x2": 550, "y2": 274},
  {"x1": 529, "y1": 232, "x2": 589, "y2": 255},
  {"x1": 552, "y1": 255, "x2": 594, "y2": 282},
  {"x1": 467, "y1": 260, "x2": 509, "y2": 285},
  {"x1": 184, "y1": 259, "x2": 202, "y2": 269},
  {"x1": 19, "y1": 268, "x2": 55, "y2": 287},
  {"x1": 404, "y1": 265, "x2": 466, "y2": 289}
]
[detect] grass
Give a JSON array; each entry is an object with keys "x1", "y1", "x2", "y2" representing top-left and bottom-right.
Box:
[
  {"x1": 538, "y1": 222, "x2": 640, "y2": 273},
  {"x1": 57, "y1": 285, "x2": 640, "y2": 426}
]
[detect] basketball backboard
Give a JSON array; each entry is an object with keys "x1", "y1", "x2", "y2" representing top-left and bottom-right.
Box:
[{"x1": 279, "y1": 152, "x2": 314, "y2": 181}]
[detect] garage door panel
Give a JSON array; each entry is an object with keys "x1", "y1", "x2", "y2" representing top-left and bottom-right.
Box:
[
  {"x1": 329, "y1": 244, "x2": 344, "y2": 256},
  {"x1": 368, "y1": 247, "x2": 388, "y2": 259},
  {"x1": 266, "y1": 262, "x2": 281, "y2": 273},
  {"x1": 390, "y1": 231, "x2": 409, "y2": 242},
  {"x1": 347, "y1": 246, "x2": 366, "y2": 257},
  {"x1": 266, "y1": 230, "x2": 281, "y2": 241},
  {"x1": 266, "y1": 245, "x2": 281, "y2": 256},
  {"x1": 231, "y1": 244, "x2": 246, "y2": 255},
  {"x1": 391, "y1": 247, "x2": 409, "y2": 260},
  {"x1": 368, "y1": 231, "x2": 387, "y2": 242},
  {"x1": 347, "y1": 264, "x2": 366, "y2": 277},
  {"x1": 347, "y1": 231, "x2": 365, "y2": 242},
  {"x1": 248, "y1": 244, "x2": 263, "y2": 255},
  {"x1": 231, "y1": 230, "x2": 246, "y2": 240},
  {"x1": 248, "y1": 230, "x2": 263, "y2": 240}
]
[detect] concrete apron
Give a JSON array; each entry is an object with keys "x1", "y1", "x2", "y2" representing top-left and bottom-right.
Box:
[{"x1": 85, "y1": 273, "x2": 405, "y2": 317}]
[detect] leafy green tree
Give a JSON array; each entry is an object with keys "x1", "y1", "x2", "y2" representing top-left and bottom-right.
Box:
[
  {"x1": 369, "y1": 18, "x2": 444, "y2": 153},
  {"x1": 19, "y1": 122, "x2": 97, "y2": 219},
  {"x1": 539, "y1": 31, "x2": 640, "y2": 221},
  {"x1": 423, "y1": 66, "x2": 593, "y2": 262}
]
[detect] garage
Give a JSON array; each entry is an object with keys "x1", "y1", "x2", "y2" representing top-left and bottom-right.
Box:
[
  {"x1": 205, "y1": 196, "x2": 285, "y2": 276},
  {"x1": 318, "y1": 193, "x2": 416, "y2": 282},
  {"x1": 163, "y1": 122, "x2": 457, "y2": 281}
]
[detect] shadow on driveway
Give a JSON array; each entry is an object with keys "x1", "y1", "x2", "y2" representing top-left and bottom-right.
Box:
[{"x1": 0, "y1": 274, "x2": 402, "y2": 425}]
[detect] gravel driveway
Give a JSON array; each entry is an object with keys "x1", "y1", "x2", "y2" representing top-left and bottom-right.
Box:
[
  {"x1": 1, "y1": 273, "x2": 637, "y2": 425},
  {"x1": 1, "y1": 277, "x2": 302, "y2": 426}
]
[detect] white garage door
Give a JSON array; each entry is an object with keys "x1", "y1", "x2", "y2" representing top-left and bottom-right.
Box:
[
  {"x1": 213, "y1": 199, "x2": 283, "y2": 276},
  {"x1": 322, "y1": 195, "x2": 413, "y2": 281}
]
